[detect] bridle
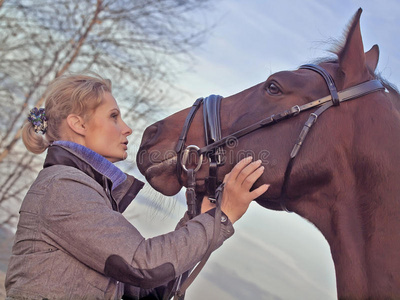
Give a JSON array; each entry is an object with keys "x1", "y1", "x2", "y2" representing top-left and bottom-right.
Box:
[
  {"x1": 175, "y1": 94, "x2": 224, "y2": 204},
  {"x1": 172, "y1": 94, "x2": 224, "y2": 300},
  {"x1": 172, "y1": 64, "x2": 385, "y2": 299},
  {"x1": 175, "y1": 64, "x2": 384, "y2": 210}
]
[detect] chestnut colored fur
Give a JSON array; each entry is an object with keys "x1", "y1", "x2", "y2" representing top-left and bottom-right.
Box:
[{"x1": 137, "y1": 9, "x2": 400, "y2": 299}]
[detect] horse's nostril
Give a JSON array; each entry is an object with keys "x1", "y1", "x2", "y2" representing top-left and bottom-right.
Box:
[{"x1": 139, "y1": 122, "x2": 162, "y2": 149}]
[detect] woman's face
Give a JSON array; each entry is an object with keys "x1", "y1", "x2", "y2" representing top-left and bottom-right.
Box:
[{"x1": 83, "y1": 92, "x2": 132, "y2": 162}]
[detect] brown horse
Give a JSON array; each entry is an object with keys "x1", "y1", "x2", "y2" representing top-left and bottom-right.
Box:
[{"x1": 137, "y1": 9, "x2": 400, "y2": 299}]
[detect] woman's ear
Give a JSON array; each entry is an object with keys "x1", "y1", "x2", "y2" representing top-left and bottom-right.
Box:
[{"x1": 66, "y1": 114, "x2": 86, "y2": 136}]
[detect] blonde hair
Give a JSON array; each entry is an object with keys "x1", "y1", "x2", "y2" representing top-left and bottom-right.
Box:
[{"x1": 22, "y1": 72, "x2": 112, "y2": 154}]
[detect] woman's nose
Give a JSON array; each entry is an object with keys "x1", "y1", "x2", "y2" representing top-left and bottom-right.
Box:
[{"x1": 122, "y1": 120, "x2": 132, "y2": 136}]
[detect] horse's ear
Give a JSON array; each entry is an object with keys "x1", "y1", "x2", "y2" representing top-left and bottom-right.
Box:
[
  {"x1": 338, "y1": 8, "x2": 371, "y2": 87},
  {"x1": 365, "y1": 44, "x2": 379, "y2": 72}
]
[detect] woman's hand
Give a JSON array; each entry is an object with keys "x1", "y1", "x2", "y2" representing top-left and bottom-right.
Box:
[{"x1": 201, "y1": 157, "x2": 269, "y2": 223}]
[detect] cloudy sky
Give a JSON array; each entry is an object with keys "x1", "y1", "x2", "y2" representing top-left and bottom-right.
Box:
[{"x1": 124, "y1": 1, "x2": 400, "y2": 299}]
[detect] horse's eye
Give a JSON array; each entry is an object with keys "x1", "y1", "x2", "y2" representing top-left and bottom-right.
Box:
[{"x1": 266, "y1": 82, "x2": 281, "y2": 95}]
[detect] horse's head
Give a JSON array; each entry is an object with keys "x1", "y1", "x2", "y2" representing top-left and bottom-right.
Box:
[{"x1": 137, "y1": 9, "x2": 384, "y2": 213}]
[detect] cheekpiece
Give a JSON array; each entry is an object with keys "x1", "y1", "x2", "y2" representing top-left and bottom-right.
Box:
[{"x1": 28, "y1": 107, "x2": 47, "y2": 134}]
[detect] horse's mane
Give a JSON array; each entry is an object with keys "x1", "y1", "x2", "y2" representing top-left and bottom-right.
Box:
[{"x1": 377, "y1": 75, "x2": 400, "y2": 97}]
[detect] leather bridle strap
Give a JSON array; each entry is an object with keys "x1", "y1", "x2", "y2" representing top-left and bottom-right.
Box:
[
  {"x1": 173, "y1": 95, "x2": 224, "y2": 300},
  {"x1": 280, "y1": 64, "x2": 340, "y2": 211},
  {"x1": 203, "y1": 95, "x2": 223, "y2": 202},
  {"x1": 290, "y1": 64, "x2": 385, "y2": 159},
  {"x1": 175, "y1": 95, "x2": 224, "y2": 201},
  {"x1": 289, "y1": 64, "x2": 339, "y2": 158},
  {"x1": 175, "y1": 97, "x2": 204, "y2": 154},
  {"x1": 198, "y1": 79, "x2": 384, "y2": 157},
  {"x1": 203, "y1": 95, "x2": 223, "y2": 152},
  {"x1": 300, "y1": 64, "x2": 340, "y2": 106},
  {"x1": 175, "y1": 97, "x2": 203, "y2": 186},
  {"x1": 279, "y1": 65, "x2": 384, "y2": 211},
  {"x1": 174, "y1": 184, "x2": 224, "y2": 300}
]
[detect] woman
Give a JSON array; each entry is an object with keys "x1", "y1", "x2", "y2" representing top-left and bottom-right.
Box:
[{"x1": 5, "y1": 73, "x2": 269, "y2": 299}]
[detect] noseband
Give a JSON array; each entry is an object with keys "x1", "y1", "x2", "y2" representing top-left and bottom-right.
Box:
[{"x1": 173, "y1": 64, "x2": 384, "y2": 298}]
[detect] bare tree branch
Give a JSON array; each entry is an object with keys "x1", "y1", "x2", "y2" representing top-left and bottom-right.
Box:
[
  {"x1": 55, "y1": 0, "x2": 103, "y2": 77},
  {"x1": 0, "y1": 0, "x2": 214, "y2": 227}
]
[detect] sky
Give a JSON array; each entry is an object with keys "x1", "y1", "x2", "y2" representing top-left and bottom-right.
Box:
[{"x1": 123, "y1": 1, "x2": 400, "y2": 299}]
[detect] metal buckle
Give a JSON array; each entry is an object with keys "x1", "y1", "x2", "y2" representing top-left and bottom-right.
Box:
[
  {"x1": 181, "y1": 145, "x2": 203, "y2": 172},
  {"x1": 214, "y1": 147, "x2": 225, "y2": 165},
  {"x1": 292, "y1": 105, "x2": 301, "y2": 116},
  {"x1": 310, "y1": 113, "x2": 318, "y2": 123}
]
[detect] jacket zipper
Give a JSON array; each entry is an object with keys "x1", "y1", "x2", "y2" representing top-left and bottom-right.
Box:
[{"x1": 103, "y1": 176, "x2": 118, "y2": 211}]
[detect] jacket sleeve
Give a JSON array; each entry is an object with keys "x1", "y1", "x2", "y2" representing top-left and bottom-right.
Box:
[
  {"x1": 104, "y1": 208, "x2": 233, "y2": 290},
  {"x1": 41, "y1": 168, "x2": 234, "y2": 292},
  {"x1": 122, "y1": 211, "x2": 200, "y2": 299}
]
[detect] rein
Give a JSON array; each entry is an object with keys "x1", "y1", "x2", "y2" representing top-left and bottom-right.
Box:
[{"x1": 172, "y1": 64, "x2": 384, "y2": 298}]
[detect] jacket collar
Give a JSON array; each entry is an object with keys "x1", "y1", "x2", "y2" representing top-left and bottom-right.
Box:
[{"x1": 43, "y1": 142, "x2": 144, "y2": 213}]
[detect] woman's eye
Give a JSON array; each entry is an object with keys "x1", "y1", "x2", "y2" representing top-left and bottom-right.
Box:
[{"x1": 266, "y1": 83, "x2": 281, "y2": 95}]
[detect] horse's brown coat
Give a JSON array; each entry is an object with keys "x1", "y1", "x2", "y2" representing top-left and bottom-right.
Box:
[{"x1": 137, "y1": 9, "x2": 400, "y2": 299}]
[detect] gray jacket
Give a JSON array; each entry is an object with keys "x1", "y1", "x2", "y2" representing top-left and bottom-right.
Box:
[{"x1": 5, "y1": 144, "x2": 234, "y2": 299}]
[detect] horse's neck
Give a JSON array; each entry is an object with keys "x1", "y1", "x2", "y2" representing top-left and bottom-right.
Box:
[
  {"x1": 295, "y1": 96, "x2": 400, "y2": 298},
  {"x1": 297, "y1": 180, "x2": 400, "y2": 299},
  {"x1": 335, "y1": 112, "x2": 400, "y2": 298},
  {"x1": 332, "y1": 187, "x2": 400, "y2": 298}
]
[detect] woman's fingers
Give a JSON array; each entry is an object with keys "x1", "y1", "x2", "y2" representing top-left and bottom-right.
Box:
[
  {"x1": 240, "y1": 163, "x2": 264, "y2": 190},
  {"x1": 224, "y1": 156, "x2": 253, "y2": 182},
  {"x1": 249, "y1": 184, "x2": 270, "y2": 199},
  {"x1": 223, "y1": 157, "x2": 266, "y2": 192},
  {"x1": 231, "y1": 158, "x2": 263, "y2": 187},
  {"x1": 219, "y1": 157, "x2": 270, "y2": 224}
]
